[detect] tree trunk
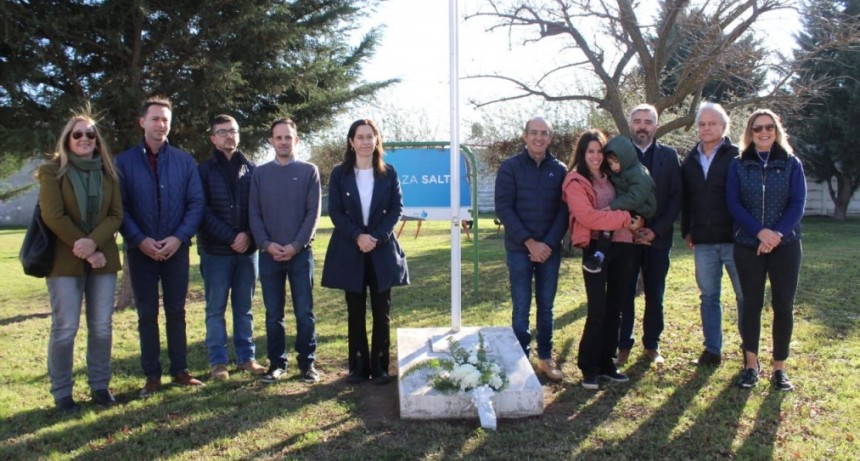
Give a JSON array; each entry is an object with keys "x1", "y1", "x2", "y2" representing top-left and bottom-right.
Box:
[
  {"x1": 831, "y1": 175, "x2": 855, "y2": 222},
  {"x1": 115, "y1": 246, "x2": 134, "y2": 309}
]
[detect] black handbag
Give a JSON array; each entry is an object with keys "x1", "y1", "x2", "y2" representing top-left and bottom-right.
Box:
[{"x1": 19, "y1": 203, "x2": 56, "y2": 278}]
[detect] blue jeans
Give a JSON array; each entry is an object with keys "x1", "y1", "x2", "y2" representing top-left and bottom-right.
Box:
[
  {"x1": 506, "y1": 250, "x2": 561, "y2": 359},
  {"x1": 128, "y1": 246, "x2": 190, "y2": 378},
  {"x1": 200, "y1": 252, "x2": 259, "y2": 366},
  {"x1": 47, "y1": 273, "x2": 116, "y2": 402},
  {"x1": 694, "y1": 243, "x2": 744, "y2": 355},
  {"x1": 259, "y1": 248, "x2": 316, "y2": 371},
  {"x1": 620, "y1": 245, "x2": 671, "y2": 351}
]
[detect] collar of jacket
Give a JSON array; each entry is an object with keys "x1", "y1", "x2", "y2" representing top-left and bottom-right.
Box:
[
  {"x1": 519, "y1": 147, "x2": 556, "y2": 166},
  {"x1": 740, "y1": 143, "x2": 790, "y2": 162}
]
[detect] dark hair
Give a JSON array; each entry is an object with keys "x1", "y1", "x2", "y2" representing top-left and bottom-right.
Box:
[
  {"x1": 570, "y1": 129, "x2": 608, "y2": 182},
  {"x1": 139, "y1": 96, "x2": 172, "y2": 117},
  {"x1": 343, "y1": 119, "x2": 386, "y2": 176},
  {"x1": 270, "y1": 118, "x2": 297, "y2": 136},
  {"x1": 210, "y1": 114, "x2": 238, "y2": 132}
]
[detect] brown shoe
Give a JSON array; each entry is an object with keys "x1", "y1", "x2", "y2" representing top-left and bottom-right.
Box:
[
  {"x1": 645, "y1": 349, "x2": 665, "y2": 364},
  {"x1": 237, "y1": 360, "x2": 267, "y2": 375},
  {"x1": 615, "y1": 349, "x2": 631, "y2": 366},
  {"x1": 210, "y1": 364, "x2": 229, "y2": 381},
  {"x1": 140, "y1": 377, "x2": 161, "y2": 398},
  {"x1": 537, "y1": 358, "x2": 564, "y2": 383},
  {"x1": 172, "y1": 371, "x2": 205, "y2": 387}
]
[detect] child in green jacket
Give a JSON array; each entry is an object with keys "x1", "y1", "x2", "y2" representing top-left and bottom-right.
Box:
[{"x1": 583, "y1": 136, "x2": 656, "y2": 273}]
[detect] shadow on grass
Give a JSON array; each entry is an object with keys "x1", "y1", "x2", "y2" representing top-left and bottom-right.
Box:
[
  {"x1": 0, "y1": 347, "x2": 383, "y2": 460},
  {"x1": 734, "y1": 389, "x2": 787, "y2": 460},
  {"x1": 0, "y1": 311, "x2": 50, "y2": 327}
]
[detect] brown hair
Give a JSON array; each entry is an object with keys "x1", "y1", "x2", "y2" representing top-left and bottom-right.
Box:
[{"x1": 343, "y1": 119, "x2": 386, "y2": 177}]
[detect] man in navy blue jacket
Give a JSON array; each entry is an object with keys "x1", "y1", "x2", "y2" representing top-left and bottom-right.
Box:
[
  {"x1": 617, "y1": 104, "x2": 682, "y2": 366},
  {"x1": 495, "y1": 116, "x2": 569, "y2": 383},
  {"x1": 197, "y1": 115, "x2": 266, "y2": 381},
  {"x1": 116, "y1": 97, "x2": 205, "y2": 397}
]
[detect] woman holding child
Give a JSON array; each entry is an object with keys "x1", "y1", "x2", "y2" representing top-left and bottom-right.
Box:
[{"x1": 562, "y1": 130, "x2": 642, "y2": 390}]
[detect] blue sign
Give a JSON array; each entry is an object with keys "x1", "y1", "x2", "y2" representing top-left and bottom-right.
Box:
[{"x1": 385, "y1": 148, "x2": 471, "y2": 220}]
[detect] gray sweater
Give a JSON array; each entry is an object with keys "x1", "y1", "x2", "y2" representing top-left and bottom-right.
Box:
[{"x1": 249, "y1": 158, "x2": 321, "y2": 252}]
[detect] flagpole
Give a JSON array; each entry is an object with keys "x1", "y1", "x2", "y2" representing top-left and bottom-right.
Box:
[{"x1": 449, "y1": 0, "x2": 461, "y2": 332}]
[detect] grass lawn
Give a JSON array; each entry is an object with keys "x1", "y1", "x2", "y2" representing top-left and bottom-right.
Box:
[{"x1": 0, "y1": 216, "x2": 858, "y2": 460}]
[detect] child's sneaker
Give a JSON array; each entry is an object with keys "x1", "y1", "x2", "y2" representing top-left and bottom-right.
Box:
[{"x1": 582, "y1": 252, "x2": 604, "y2": 274}]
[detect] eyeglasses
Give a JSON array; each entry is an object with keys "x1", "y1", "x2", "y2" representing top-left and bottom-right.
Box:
[
  {"x1": 71, "y1": 131, "x2": 96, "y2": 140},
  {"x1": 751, "y1": 124, "x2": 776, "y2": 133},
  {"x1": 527, "y1": 130, "x2": 551, "y2": 138},
  {"x1": 214, "y1": 129, "x2": 239, "y2": 137}
]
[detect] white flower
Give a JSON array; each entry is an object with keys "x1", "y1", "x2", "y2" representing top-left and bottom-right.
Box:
[
  {"x1": 489, "y1": 375, "x2": 503, "y2": 390},
  {"x1": 468, "y1": 352, "x2": 478, "y2": 365}
]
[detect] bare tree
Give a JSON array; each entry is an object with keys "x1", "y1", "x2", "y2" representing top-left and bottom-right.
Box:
[{"x1": 465, "y1": 0, "x2": 860, "y2": 136}]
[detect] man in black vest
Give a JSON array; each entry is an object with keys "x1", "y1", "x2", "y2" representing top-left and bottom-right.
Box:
[
  {"x1": 681, "y1": 102, "x2": 744, "y2": 366},
  {"x1": 197, "y1": 114, "x2": 266, "y2": 381}
]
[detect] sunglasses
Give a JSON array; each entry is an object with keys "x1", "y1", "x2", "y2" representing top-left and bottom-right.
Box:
[
  {"x1": 751, "y1": 124, "x2": 776, "y2": 133},
  {"x1": 71, "y1": 131, "x2": 96, "y2": 140}
]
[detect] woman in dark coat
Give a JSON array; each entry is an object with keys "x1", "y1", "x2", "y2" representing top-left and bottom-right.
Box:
[{"x1": 321, "y1": 119, "x2": 409, "y2": 385}]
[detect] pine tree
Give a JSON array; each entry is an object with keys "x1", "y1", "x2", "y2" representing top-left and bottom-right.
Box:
[
  {"x1": 793, "y1": 0, "x2": 860, "y2": 220},
  {"x1": 0, "y1": 0, "x2": 394, "y2": 161}
]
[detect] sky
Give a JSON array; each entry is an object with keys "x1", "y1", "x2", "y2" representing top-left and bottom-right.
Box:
[{"x1": 338, "y1": 0, "x2": 802, "y2": 143}]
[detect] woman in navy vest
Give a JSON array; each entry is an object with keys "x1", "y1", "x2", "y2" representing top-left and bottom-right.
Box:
[
  {"x1": 726, "y1": 109, "x2": 806, "y2": 391},
  {"x1": 321, "y1": 119, "x2": 409, "y2": 385}
]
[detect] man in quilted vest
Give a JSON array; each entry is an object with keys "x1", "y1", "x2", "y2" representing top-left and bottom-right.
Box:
[{"x1": 197, "y1": 115, "x2": 265, "y2": 381}]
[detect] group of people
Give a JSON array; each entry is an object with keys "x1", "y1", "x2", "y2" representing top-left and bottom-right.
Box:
[
  {"x1": 495, "y1": 102, "x2": 805, "y2": 392},
  {"x1": 38, "y1": 97, "x2": 408, "y2": 413},
  {"x1": 37, "y1": 96, "x2": 804, "y2": 413}
]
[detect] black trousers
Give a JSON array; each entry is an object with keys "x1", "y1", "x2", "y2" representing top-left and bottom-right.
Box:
[
  {"x1": 734, "y1": 240, "x2": 802, "y2": 361},
  {"x1": 578, "y1": 242, "x2": 637, "y2": 376},
  {"x1": 345, "y1": 253, "x2": 391, "y2": 378}
]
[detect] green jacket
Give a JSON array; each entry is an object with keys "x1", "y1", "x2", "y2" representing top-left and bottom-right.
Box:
[
  {"x1": 604, "y1": 136, "x2": 657, "y2": 219},
  {"x1": 38, "y1": 162, "x2": 123, "y2": 276}
]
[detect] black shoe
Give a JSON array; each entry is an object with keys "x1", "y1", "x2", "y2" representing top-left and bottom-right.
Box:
[
  {"x1": 261, "y1": 367, "x2": 286, "y2": 384},
  {"x1": 582, "y1": 255, "x2": 603, "y2": 274},
  {"x1": 771, "y1": 370, "x2": 794, "y2": 391},
  {"x1": 301, "y1": 364, "x2": 320, "y2": 384},
  {"x1": 599, "y1": 370, "x2": 630, "y2": 382},
  {"x1": 92, "y1": 389, "x2": 117, "y2": 407},
  {"x1": 692, "y1": 350, "x2": 722, "y2": 366},
  {"x1": 346, "y1": 371, "x2": 367, "y2": 383},
  {"x1": 581, "y1": 375, "x2": 599, "y2": 390},
  {"x1": 372, "y1": 371, "x2": 392, "y2": 385},
  {"x1": 737, "y1": 367, "x2": 760, "y2": 389},
  {"x1": 55, "y1": 396, "x2": 79, "y2": 414}
]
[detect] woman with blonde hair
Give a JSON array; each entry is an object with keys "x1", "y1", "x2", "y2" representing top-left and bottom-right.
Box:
[
  {"x1": 38, "y1": 109, "x2": 123, "y2": 412},
  {"x1": 727, "y1": 109, "x2": 806, "y2": 391}
]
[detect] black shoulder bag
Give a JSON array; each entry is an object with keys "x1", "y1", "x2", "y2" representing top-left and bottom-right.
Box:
[{"x1": 19, "y1": 203, "x2": 56, "y2": 278}]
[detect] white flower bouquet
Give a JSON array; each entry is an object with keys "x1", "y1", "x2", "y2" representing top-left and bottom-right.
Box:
[
  {"x1": 405, "y1": 333, "x2": 507, "y2": 394},
  {"x1": 403, "y1": 333, "x2": 507, "y2": 429}
]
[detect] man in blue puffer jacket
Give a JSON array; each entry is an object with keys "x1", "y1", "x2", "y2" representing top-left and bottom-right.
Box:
[
  {"x1": 116, "y1": 97, "x2": 205, "y2": 397},
  {"x1": 197, "y1": 114, "x2": 266, "y2": 382},
  {"x1": 495, "y1": 116, "x2": 569, "y2": 383}
]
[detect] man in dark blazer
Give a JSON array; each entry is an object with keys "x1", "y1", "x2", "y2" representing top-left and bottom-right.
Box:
[{"x1": 617, "y1": 104, "x2": 682, "y2": 366}]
